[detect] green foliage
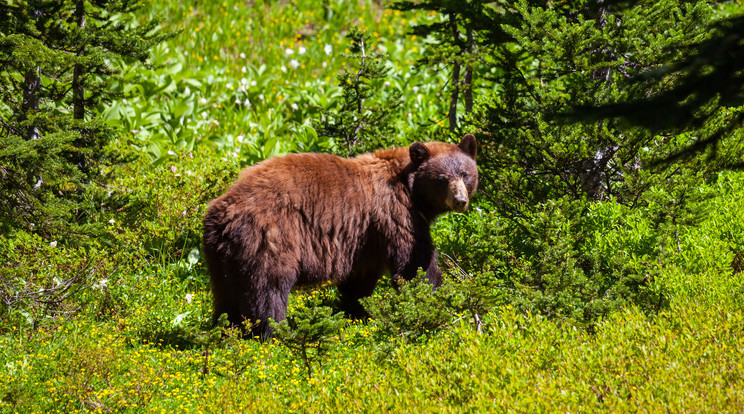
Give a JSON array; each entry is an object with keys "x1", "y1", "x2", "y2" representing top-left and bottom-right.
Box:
[
  {"x1": 0, "y1": 0, "x2": 171, "y2": 242},
  {"x1": 362, "y1": 274, "x2": 457, "y2": 341},
  {"x1": 362, "y1": 269, "x2": 503, "y2": 342},
  {"x1": 391, "y1": 0, "x2": 492, "y2": 130},
  {"x1": 1, "y1": 0, "x2": 744, "y2": 412},
  {"x1": 570, "y1": 4, "x2": 744, "y2": 167},
  {"x1": 316, "y1": 28, "x2": 403, "y2": 155},
  {"x1": 435, "y1": 196, "x2": 680, "y2": 329},
  {"x1": 0, "y1": 231, "x2": 116, "y2": 331},
  {"x1": 272, "y1": 294, "x2": 346, "y2": 379},
  {"x1": 471, "y1": 0, "x2": 718, "y2": 206},
  {"x1": 104, "y1": 145, "x2": 237, "y2": 265}
]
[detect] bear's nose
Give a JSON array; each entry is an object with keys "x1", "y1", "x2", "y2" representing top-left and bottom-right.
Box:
[{"x1": 453, "y1": 197, "x2": 468, "y2": 212}]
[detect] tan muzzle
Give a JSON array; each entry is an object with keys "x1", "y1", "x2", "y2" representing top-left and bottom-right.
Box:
[{"x1": 446, "y1": 179, "x2": 469, "y2": 213}]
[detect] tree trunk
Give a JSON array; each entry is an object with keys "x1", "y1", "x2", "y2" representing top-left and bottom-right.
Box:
[
  {"x1": 73, "y1": 0, "x2": 86, "y2": 120},
  {"x1": 21, "y1": 68, "x2": 41, "y2": 140},
  {"x1": 463, "y1": 27, "x2": 474, "y2": 114},
  {"x1": 449, "y1": 62, "x2": 461, "y2": 133},
  {"x1": 448, "y1": 14, "x2": 460, "y2": 132}
]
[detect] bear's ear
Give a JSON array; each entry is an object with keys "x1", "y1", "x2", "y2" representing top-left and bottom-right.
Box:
[
  {"x1": 459, "y1": 134, "x2": 477, "y2": 159},
  {"x1": 409, "y1": 142, "x2": 430, "y2": 166}
]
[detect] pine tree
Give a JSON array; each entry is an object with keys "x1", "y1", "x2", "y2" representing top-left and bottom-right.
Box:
[
  {"x1": 390, "y1": 0, "x2": 497, "y2": 132},
  {"x1": 568, "y1": 4, "x2": 744, "y2": 168},
  {"x1": 396, "y1": 0, "x2": 722, "y2": 207},
  {"x1": 0, "y1": 0, "x2": 171, "y2": 241},
  {"x1": 471, "y1": 0, "x2": 722, "y2": 208},
  {"x1": 317, "y1": 28, "x2": 402, "y2": 156}
]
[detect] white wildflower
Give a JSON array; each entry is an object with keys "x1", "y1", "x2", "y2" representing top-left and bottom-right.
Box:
[
  {"x1": 324, "y1": 44, "x2": 333, "y2": 55},
  {"x1": 108, "y1": 218, "x2": 115, "y2": 225},
  {"x1": 49, "y1": 241, "x2": 57, "y2": 248},
  {"x1": 298, "y1": 46, "x2": 306, "y2": 55},
  {"x1": 289, "y1": 59, "x2": 299, "y2": 69},
  {"x1": 285, "y1": 48, "x2": 294, "y2": 55}
]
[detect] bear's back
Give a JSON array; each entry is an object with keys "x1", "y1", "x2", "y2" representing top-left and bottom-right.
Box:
[{"x1": 204, "y1": 150, "x2": 412, "y2": 283}]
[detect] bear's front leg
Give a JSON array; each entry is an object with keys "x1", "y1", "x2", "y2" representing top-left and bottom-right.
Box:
[{"x1": 393, "y1": 239, "x2": 442, "y2": 288}]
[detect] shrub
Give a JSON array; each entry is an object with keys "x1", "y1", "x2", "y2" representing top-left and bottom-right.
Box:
[
  {"x1": 271, "y1": 294, "x2": 346, "y2": 379},
  {"x1": 0, "y1": 231, "x2": 116, "y2": 331}
]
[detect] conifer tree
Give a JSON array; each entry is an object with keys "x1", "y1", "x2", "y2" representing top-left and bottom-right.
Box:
[
  {"x1": 317, "y1": 29, "x2": 402, "y2": 156},
  {"x1": 395, "y1": 0, "x2": 722, "y2": 208},
  {"x1": 390, "y1": 0, "x2": 497, "y2": 131},
  {"x1": 0, "y1": 0, "x2": 171, "y2": 241},
  {"x1": 568, "y1": 4, "x2": 744, "y2": 168}
]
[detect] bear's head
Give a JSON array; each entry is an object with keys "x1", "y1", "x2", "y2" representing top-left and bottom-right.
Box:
[{"x1": 408, "y1": 134, "x2": 478, "y2": 218}]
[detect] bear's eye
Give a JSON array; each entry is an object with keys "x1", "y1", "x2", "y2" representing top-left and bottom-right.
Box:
[
  {"x1": 437, "y1": 174, "x2": 448, "y2": 182},
  {"x1": 462, "y1": 172, "x2": 470, "y2": 179}
]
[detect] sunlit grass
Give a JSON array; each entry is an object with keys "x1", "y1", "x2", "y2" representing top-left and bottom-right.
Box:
[
  {"x1": 106, "y1": 0, "x2": 450, "y2": 165},
  {"x1": 2, "y1": 0, "x2": 744, "y2": 412}
]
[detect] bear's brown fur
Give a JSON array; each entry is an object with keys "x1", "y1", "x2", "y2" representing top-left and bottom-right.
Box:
[{"x1": 203, "y1": 134, "x2": 478, "y2": 338}]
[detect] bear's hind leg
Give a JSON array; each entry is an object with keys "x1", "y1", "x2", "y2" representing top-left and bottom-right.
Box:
[{"x1": 239, "y1": 280, "x2": 292, "y2": 341}]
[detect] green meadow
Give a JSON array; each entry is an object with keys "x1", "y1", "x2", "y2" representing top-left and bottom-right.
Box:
[{"x1": 1, "y1": 0, "x2": 743, "y2": 412}]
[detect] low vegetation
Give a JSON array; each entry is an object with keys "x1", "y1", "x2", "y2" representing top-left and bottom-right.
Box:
[{"x1": 1, "y1": 0, "x2": 743, "y2": 412}]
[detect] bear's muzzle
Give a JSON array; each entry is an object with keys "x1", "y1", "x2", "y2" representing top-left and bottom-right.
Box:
[{"x1": 446, "y1": 179, "x2": 469, "y2": 213}]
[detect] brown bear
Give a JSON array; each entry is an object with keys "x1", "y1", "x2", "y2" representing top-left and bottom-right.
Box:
[{"x1": 203, "y1": 134, "x2": 478, "y2": 339}]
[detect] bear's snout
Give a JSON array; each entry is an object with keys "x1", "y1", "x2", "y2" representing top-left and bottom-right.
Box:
[{"x1": 446, "y1": 179, "x2": 469, "y2": 213}]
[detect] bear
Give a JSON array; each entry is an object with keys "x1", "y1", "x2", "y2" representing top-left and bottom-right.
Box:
[{"x1": 203, "y1": 134, "x2": 478, "y2": 339}]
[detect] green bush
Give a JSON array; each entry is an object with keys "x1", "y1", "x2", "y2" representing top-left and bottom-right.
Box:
[
  {"x1": 0, "y1": 231, "x2": 116, "y2": 331},
  {"x1": 435, "y1": 197, "x2": 672, "y2": 329},
  {"x1": 2, "y1": 1, "x2": 744, "y2": 412},
  {"x1": 272, "y1": 294, "x2": 346, "y2": 379}
]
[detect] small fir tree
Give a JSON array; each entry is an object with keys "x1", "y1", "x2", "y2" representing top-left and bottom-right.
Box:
[
  {"x1": 271, "y1": 296, "x2": 346, "y2": 379},
  {"x1": 316, "y1": 28, "x2": 402, "y2": 156},
  {"x1": 391, "y1": 0, "x2": 496, "y2": 131},
  {"x1": 0, "y1": 0, "x2": 172, "y2": 242}
]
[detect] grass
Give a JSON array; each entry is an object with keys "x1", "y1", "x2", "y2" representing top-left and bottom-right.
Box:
[
  {"x1": 2, "y1": 294, "x2": 742, "y2": 412},
  {"x1": 1, "y1": 0, "x2": 744, "y2": 412}
]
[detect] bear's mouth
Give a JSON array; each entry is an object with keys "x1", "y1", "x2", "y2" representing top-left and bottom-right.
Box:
[{"x1": 446, "y1": 198, "x2": 469, "y2": 213}]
